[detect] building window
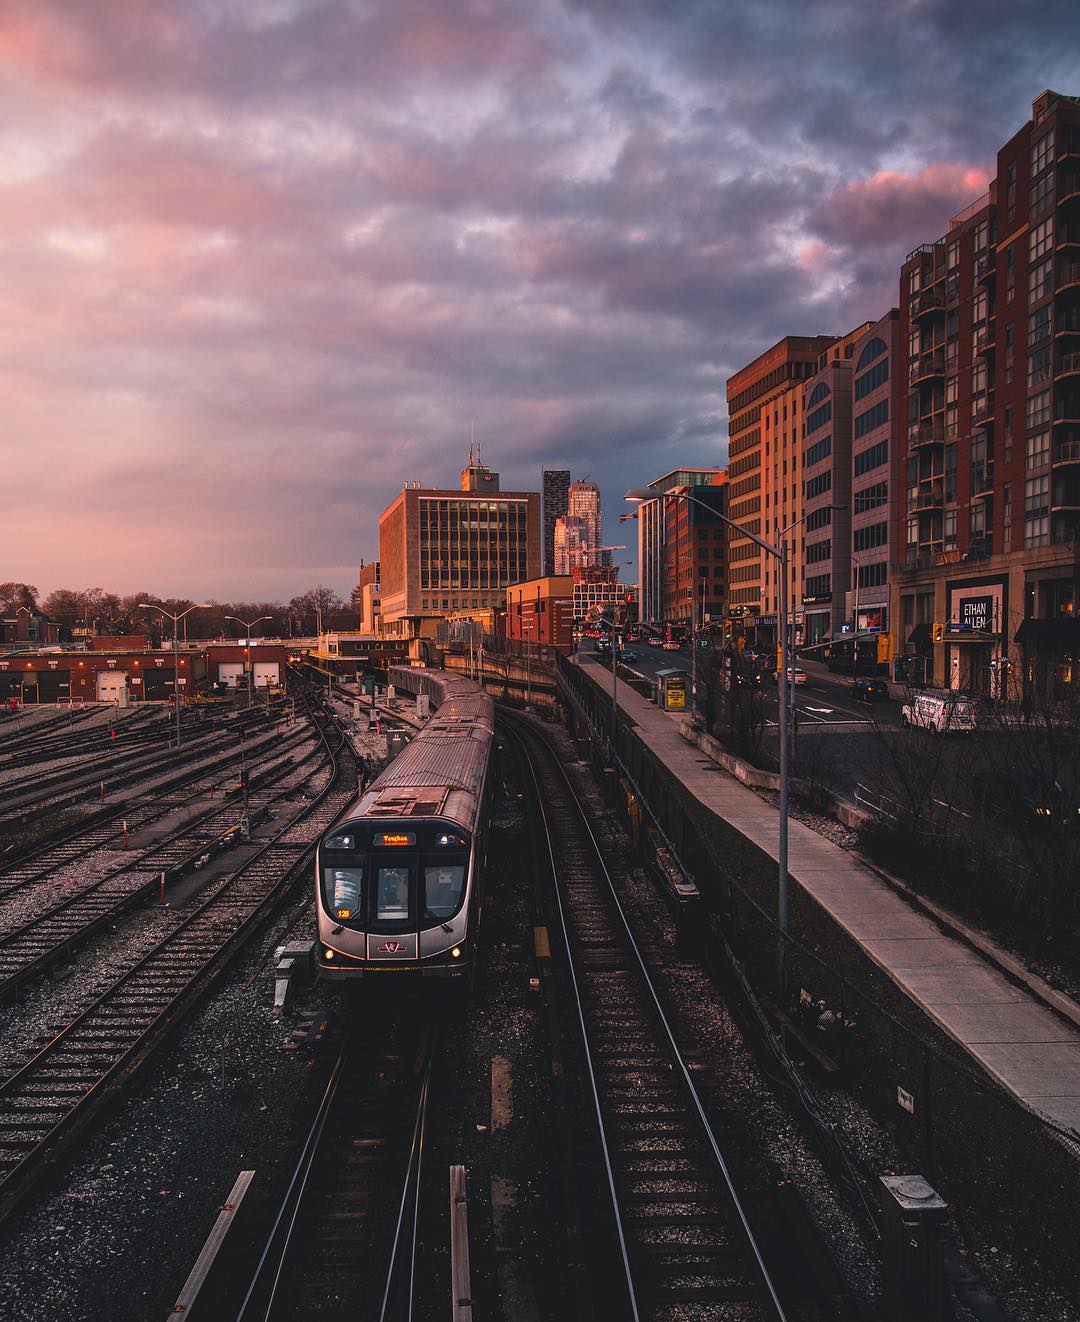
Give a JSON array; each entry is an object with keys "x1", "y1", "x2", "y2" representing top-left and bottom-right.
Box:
[
  {"x1": 1028, "y1": 345, "x2": 1052, "y2": 388},
  {"x1": 853, "y1": 521, "x2": 888, "y2": 551},
  {"x1": 805, "y1": 436, "x2": 832, "y2": 467},
  {"x1": 855, "y1": 399, "x2": 889, "y2": 439},
  {"x1": 1026, "y1": 429, "x2": 1050, "y2": 470},
  {"x1": 1027, "y1": 391, "x2": 1051, "y2": 430},
  {"x1": 1025, "y1": 473, "x2": 1050, "y2": 517},
  {"x1": 1024, "y1": 516, "x2": 1049, "y2": 548},
  {"x1": 805, "y1": 574, "x2": 831, "y2": 598},
  {"x1": 1029, "y1": 169, "x2": 1055, "y2": 220},
  {"x1": 1028, "y1": 304, "x2": 1052, "y2": 348},
  {"x1": 854, "y1": 481, "x2": 888, "y2": 512},
  {"x1": 806, "y1": 471, "x2": 832, "y2": 500},
  {"x1": 805, "y1": 539, "x2": 832, "y2": 564},
  {"x1": 805, "y1": 505, "x2": 833, "y2": 531},
  {"x1": 944, "y1": 508, "x2": 957, "y2": 549},
  {"x1": 1005, "y1": 246, "x2": 1015, "y2": 303},
  {"x1": 855, "y1": 357, "x2": 889, "y2": 400},
  {"x1": 947, "y1": 240, "x2": 959, "y2": 270},
  {"x1": 1028, "y1": 256, "x2": 1053, "y2": 302},
  {"x1": 945, "y1": 443, "x2": 958, "y2": 503},
  {"x1": 856, "y1": 337, "x2": 888, "y2": 371},
  {"x1": 806, "y1": 400, "x2": 832, "y2": 434},
  {"x1": 969, "y1": 502, "x2": 987, "y2": 537},
  {"x1": 972, "y1": 219, "x2": 988, "y2": 253},
  {"x1": 854, "y1": 440, "x2": 888, "y2": 476},
  {"x1": 1030, "y1": 130, "x2": 1054, "y2": 177},
  {"x1": 1029, "y1": 217, "x2": 1054, "y2": 262},
  {"x1": 856, "y1": 562, "x2": 888, "y2": 589}
]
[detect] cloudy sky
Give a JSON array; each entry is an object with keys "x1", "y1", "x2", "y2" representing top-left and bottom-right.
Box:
[{"x1": 3, "y1": 0, "x2": 1079, "y2": 601}]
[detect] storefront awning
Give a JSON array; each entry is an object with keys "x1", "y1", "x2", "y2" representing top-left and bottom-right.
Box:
[
  {"x1": 1014, "y1": 617, "x2": 1080, "y2": 651},
  {"x1": 907, "y1": 622, "x2": 931, "y2": 647}
]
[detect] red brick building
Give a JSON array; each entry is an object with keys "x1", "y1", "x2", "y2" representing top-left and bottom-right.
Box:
[{"x1": 894, "y1": 89, "x2": 1080, "y2": 701}]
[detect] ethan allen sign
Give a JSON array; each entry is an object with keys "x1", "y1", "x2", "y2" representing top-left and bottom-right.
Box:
[{"x1": 957, "y1": 595, "x2": 994, "y2": 632}]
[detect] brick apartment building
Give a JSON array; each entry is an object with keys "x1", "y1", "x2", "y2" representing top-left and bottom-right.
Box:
[
  {"x1": 894, "y1": 89, "x2": 1080, "y2": 701},
  {"x1": 662, "y1": 474, "x2": 728, "y2": 627}
]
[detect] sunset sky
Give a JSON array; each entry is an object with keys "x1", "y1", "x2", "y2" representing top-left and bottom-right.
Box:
[{"x1": 3, "y1": 0, "x2": 1078, "y2": 601}]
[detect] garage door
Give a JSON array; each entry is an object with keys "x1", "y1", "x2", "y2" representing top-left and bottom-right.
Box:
[
  {"x1": 96, "y1": 671, "x2": 128, "y2": 705},
  {"x1": 218, "y1": 663, "x2": 244, "y2": 688},
  {"x1": 254, "y1": 662, "x2": 279, "y2": 688}
]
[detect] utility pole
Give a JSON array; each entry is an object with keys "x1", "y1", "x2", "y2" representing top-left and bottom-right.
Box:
[{"x1": 141, "y1": 603, "x2": 210, "y2": 746}]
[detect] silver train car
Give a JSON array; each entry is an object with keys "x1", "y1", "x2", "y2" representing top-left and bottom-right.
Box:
[{"x1": 316, "y1": 667, "x2": 494, "y2": 981}]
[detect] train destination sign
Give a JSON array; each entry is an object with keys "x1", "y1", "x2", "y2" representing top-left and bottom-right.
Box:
[{"x1": 378, "y1": 832, "x2": 415, "y2": 847}]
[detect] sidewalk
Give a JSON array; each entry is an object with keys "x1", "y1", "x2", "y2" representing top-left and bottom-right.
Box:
[{"x1": 579, "y1": 656, "x2": 1080, "y2": 1134}]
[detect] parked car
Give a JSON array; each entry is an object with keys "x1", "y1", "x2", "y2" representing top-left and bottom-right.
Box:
[
  {"x1": 850, "y1": 677, "x2": 890, "y2": 703},
  {"x1": 901, "y1": 691, "x2": 977, "y2": 733}
]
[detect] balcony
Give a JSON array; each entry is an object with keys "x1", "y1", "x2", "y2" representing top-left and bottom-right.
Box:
[
  {"x1": 1060, "y1": 172, "x2": 1080, "y2": 205},
  {"x1": 1058, "y1": 226, "x2": 1080, "y2": 249},
  {"x1": 909, "y1": 420, "x2": 945, "y2": 448},
  {"x1": 909, "y1": 348, "x2": 945, "y2": 383},
  {"x1": 975, "y1": 252, "x2": 996, "y2": 283},
  {"x1": 1057, "y1": 311, "x2": 1080, "y2": 336},
  {"x1": 1053, "y1": 438, "x2": 1080, "y2": 466},
  {"x1": 910, "y1": 289, "x2": 946, "y2": 320},
  {"x1": 1060, "y1": 260, "x2": 1080, "y2": 292},
  {"x1": 1055, "y1": 399, "x2": 1080, "y2": 425},
  {"x1": 914, "y1": 478, "x2": 945, "y2": 510},
  {"x1": 1056, "y1": 350, "x2": 1080, "y2": 379},
  {"x1": 974, "y1": 323, "x2": 996, "y2": 357},
  {"x1": 972, "y1": 397, "x2": 995, "y2": 425},
  {"x1": 971, "y1": 466, "x2": 995, "y2": 496}
]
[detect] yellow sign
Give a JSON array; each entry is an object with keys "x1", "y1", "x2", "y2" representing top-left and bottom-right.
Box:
[{"x1": 666, "y1": 687, "x2": 687, "y2": 710}]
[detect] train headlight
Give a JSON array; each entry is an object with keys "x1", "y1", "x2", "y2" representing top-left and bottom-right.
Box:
[
  {"x1": 324, "y1": 948, "x2": 334, "y2": 959},
  {"x1": 451, "y1": 947, "x2": 462, "y2": 959}
]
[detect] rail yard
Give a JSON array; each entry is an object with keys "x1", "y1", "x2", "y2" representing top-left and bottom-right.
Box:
[{"x1": 0, "y1": 665, "x2": 1075, "y2": 1322}]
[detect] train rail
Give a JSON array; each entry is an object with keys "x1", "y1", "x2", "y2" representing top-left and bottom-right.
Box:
[
  {"x1": 0, "y1": 728, "x2": 321, "y2": 999},
  {"x1": 0, "y1": 693, "x2": 357, "y2": 1229},
  {"x1": 0, "y1": 706, "x2": 281, "y2": 823},
  {"x1": 504, "y1": 712, "x2": 788, "y2": 1321},
  {"x1": 0, "y1": 705, "x2": 166, "y2": 770},
  {"x1": 0, "y1": 719, "x2": 308, "y2": 902},
  {"x1": 237, "y1": 1015, "x2": 437, "y2": 1322}
]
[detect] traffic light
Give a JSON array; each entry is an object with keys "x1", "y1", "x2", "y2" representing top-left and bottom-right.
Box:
[
  {"x1": 932, "y1": 622, "x2": 944, "y2": 643},
  {"x1": 877, "y1": 633, "x2": 893, "y2": 664}
]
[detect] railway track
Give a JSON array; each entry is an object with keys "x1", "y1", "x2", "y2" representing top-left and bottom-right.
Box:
[
  {"x1": 0, "y1": 706, "x2": 284, "y2": 827},
  {"x1": 0, "y1": 729, "x2": 321, "y2": 999},
  {"x1": 0, "y1": 719, "x2": 308, "y2": 902},
  {"x1": 0, "y1": 695, "x2": 357, "y2": 1229},
  {"x1": 237, "y1": 1014, "x2": 437, "y2": 1322},
  {"x1": 505, "y1": 712, "x2": 788, "y2": 1322},
  {"x1": 0, "y1": 705, "x2": 165, "y2": 770}
]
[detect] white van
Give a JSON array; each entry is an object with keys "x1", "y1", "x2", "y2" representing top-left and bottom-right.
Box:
[{"x1": 901, "y1": 691, "x2": 977, "y2": 734}]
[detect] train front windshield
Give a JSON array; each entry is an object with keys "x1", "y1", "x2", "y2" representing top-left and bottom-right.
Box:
[{"x1": 321, "y1": 824, "x2": 470, "y2": 931}]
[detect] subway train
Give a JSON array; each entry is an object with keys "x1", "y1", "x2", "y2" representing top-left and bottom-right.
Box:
[{"x1": 315, "y1": 666, "x2": 494, "y2": 982}]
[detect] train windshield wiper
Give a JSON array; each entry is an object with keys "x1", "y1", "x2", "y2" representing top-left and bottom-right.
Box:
[{"x1": 424, "y1": 909, "x2": 453, "y2": 933}]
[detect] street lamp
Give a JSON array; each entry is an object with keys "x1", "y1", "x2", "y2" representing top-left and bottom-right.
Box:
[
  {"x1": 625, "y1": 488, "x2": 845, "y2": 998},
  {"x1": 225, "y1": 615, "x2": 272, "y2": 705},
  {"x1": 139, "y1": 603, "x2": 211, "y2": 746}
]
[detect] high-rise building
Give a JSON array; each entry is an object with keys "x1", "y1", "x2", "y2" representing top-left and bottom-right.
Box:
[
  {"x1": 661, "y1": 476, "x2": 728, "y2": 627},
  {"x1": 553, "y1": 514, "x2": 589, "y2": 574},
  {"x1": 848, "y1": 312, "x2": 901, "y2": 639},
  {"x1": 893, "y1": 90, "x2": 1080, "y2": 701},
  {"x1": 636, "y1": 467, "x2": 724, "y2": 625},
  {"x1": 378, "y1": 459, "x2": 540, "y2": 638},
  {"x1": 542, "y1": 470, "x2": 570, "y2": 576},
  {"x1": 797, "y1": 323, "x2": 874, "y2": 645},
  {"x1": 567, "y1": 480, "x2": 602, "y2": 561},
  {"x1": 355, "y1": 560, "x2": 381, "y2": 636},
  {"x1": 726, "y1": 336, "x2": 838, "y2": 640}
]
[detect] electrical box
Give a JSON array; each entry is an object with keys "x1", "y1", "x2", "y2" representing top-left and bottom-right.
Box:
[{"x1": 879, "y1": 1174, "x2": 949, "y2": 1322}]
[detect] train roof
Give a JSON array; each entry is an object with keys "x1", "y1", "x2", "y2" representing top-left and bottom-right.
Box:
[{"x1": 349, "y1": 667, "x2": 494, "y2": 829}]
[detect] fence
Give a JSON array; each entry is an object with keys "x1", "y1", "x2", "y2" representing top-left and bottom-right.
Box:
[{"x1": 554, "y1": 652, "x2": 1080, "y2": 1287}]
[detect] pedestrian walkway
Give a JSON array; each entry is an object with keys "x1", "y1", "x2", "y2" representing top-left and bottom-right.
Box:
[{"x1": 580, "y1": 657, "x2": 1080, "y2": 1133}]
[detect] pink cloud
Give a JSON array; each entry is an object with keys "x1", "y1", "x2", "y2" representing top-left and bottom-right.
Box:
[{"x1": 810, "y1": 161, "x2": 993, "y2": 248}]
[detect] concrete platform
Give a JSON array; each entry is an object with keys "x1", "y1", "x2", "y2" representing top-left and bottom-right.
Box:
[{"x1": 578, "y1": 657, "x2": 1080, "y2": 1136}]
